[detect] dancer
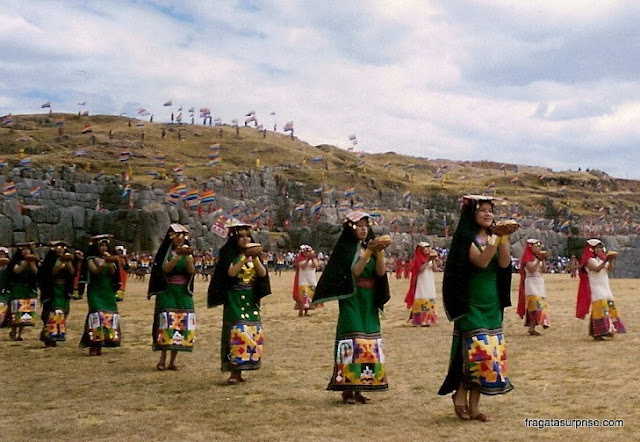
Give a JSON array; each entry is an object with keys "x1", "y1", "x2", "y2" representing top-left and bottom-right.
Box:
[
  {"x1": 0, "y1": 247, "x2": 11, "y2": 330},
  {"x1": 292, "y1": 245, "x2": 319, "y2": 317},
  {"x1": 517, "y1": 239, "x2": 550, "y2": 336},
  {"x1": 7, "y1": 242, "x2": 39, "y2": 341},
  {"x1": 438, "y1": 195, "x2": 514, "y2": 422},
  {"x1": 80, "y1": 235, "x2": 121, "y2": 355},
  {"x1": 312, "y1": 211, "x2": 391, "y2": 404},
  {"x1": 404, "y1": 242, "x2": 439, "y2": 326},
  {"x1": 576, "y1": 239, "x2": 626, "y2": 340},
  {"x1": 148, "y1": 224, "x2": 196, "y2": 371},
  {"x1": 114, "y1": 246, "x2": 128, "y2": 302},
  {"x1": 38, "y1": 241, "x2": 74, "y2": 347},
  {"x1": 208, "y1": 222, "x2": 271, "y2": 384}
]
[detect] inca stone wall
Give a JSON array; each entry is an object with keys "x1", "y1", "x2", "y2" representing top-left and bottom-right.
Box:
[{"x1": 1, "y1": 165, "x2": 638, "y2": 277}]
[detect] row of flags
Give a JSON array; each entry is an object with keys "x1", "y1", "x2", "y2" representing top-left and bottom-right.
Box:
[{"x1": 1, "y1": 182, "x2": 41, "y2": 198}]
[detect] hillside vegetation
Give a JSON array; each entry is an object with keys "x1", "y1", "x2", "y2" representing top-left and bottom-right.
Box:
[{"x1": 2, "y1": 113, "x2": 640, "y2": 224}]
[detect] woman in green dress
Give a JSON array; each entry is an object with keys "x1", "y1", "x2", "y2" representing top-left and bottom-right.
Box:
[
  {"x1": 312, "y1": 211, "x2": 391, "y2": 405},
  {"x1": 438, "y1": 195, "x2": 513, "y2": 422},
  {"x1": 80, "y1": 234, "x2": 121, "y2": 356},
  {"x1": 7, "y1": 242, "x2": 39, "y2": 341},
  {"x1": 208, "y1": 222, "x2": 271, "y2": 385},
  {"x1": 0, "y1": 247, "x2": 12, "y2": 329},
  {"x1": 38, "y1": 241, "x2": 74, "y2": 347},
  {"x1": 148, "y1": 223, "x2": 196, "y2": 371}
]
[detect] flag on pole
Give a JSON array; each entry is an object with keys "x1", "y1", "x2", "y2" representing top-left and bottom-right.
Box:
[
  {"x1": 344, "y1": 187, "x2": 356, "y2": 197},
  {"x1": 310, "y1": 201, "x2": 322, "y2": 214},
  {"x1": 3, "y1": 182, "x2": 16, "y2": 196},
  {"x1": 283, "y1": 121, "x2": 294, "y2": 132},
  {"x1": 30, "y1": 186, "x2": 41, "y2": 198},
  {"x1": 41, "y1": 101, "x2": 51, "y2": 108},
  {"x1": 200, "y1": 190, "x2": 216, "y2": 204}
]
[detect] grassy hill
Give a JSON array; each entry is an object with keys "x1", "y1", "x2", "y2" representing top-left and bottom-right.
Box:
[{"x1": 2, "y1": 112, "x2": 640, "y2": 223}]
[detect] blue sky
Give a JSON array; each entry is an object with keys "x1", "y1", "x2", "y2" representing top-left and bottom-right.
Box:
[{"x1": 2, "y1": 0, "x2": 640, "y2": 178}]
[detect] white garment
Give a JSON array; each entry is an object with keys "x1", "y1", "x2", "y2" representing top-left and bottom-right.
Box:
[
  {"x1": 297, "y1": 260, "x2": 317, "y2": 286},
  {"x1": 414, "y1": 261, "x2": 436, "y2": 300},
  {"x1": 524, "y1": 260, "x2": 546, "y2": 297},
  {"x1": 586, "y1": 257, "x2": 614, "y2": 301}
]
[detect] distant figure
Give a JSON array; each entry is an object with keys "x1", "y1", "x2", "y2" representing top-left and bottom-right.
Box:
[
  {"x1": 109, "y1": 129, "x2": 114, "y2": 139},
  {"x1": 171, "y1": 113, "x2": 174, "y2": 122},
  {"x1": 292, "y1": 245, "x2": 319, "y2": 317},
  {"x1": 404, "y1": 242, "x2": 439, "y2": 327},
  {"x1": 517, "y1": 239, "x2": 550, "y2": 336},
  {"x1": 150, "y1": 115, "x2": 153, "y2": 123},
  {"x1": 161, "y1": 128, "x2": 166, "y2": 139},
  {"x1": 576, "y1": 239, "x2": 626, "y2": 340}
]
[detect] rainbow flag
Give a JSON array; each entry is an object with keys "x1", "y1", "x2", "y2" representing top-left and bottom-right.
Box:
[
  {"x1": 19, "y1": 157, "x2": 32, "y2": 167},
  {"x1": 3, "y1": 182, "x2": 16, "y2": 196},
  {"x1": 169, "y1": 183, "x2": 187, "y2": 198},
  {"x1": 75, "y1": 149, "x2": 86, "y2": 156},
  {"x1": 310, "y1": 157, "x2": 324, "y2": 162},
  {"x1": 81, "y1": 125, "x2": 93, "y2": 134},
  {"x1": 209, "y1": 152, "x2": 220, "y2": 160},
  {"x1": 310, "y1": 201, "x2": 322, "y2": 214},
  {"x1": 403, "y1": 191, "x2": 411, "y2": 200},
  {"x1": 200, "y1": 190, "x2": 216, "y2": 204},
  {"x1": 30, "y1": 186, "x2": 41, "y2": 198},
  {"x1": 294, "y1": 204, "x2": 305, "y2": 213},
  {"x1": 210, "y1": 143, "x2": 221, "y2": 150},
  {"x1": 344, "y1": 187, "x2": 355, "y2": 197},
  {"x1": 0, "y1": 159, "x2": 7, "y2": 167},
  {"x1": 188, "y1": 199, "x2": 200, "y2": 210},
  {"x1": 208, "y1": 159, "x2": 220, "y2": 167},
  {"x1": 184, "y1": 189, "x2": 199, "y2": 201},
  {"x1": 120, "y1": 150, "x2": 131, "y2": 161}
]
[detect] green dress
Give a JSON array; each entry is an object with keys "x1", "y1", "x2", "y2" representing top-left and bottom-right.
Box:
[
  {"x1": 328, "y1": 256, "x2": 388, "y2": 391},
  {"x1": 8, "y1": 265, "x2": 38, "y2": 327},
  {"x1": 0, "y1": 267, "x2": 9, "y2": 326},
  {"x1": 42, "y1": 261, "x2": 73, "y2": 342},
  {"x1": 220, "y1": 256, "x2": 263, "y2": 372},
  {"x1": 448, "y1": 242, "x2": 513, "y2": 395},
  {"x1": 152, "y1": 255, "x2": 195, "y2": 352},
  {"x1": 80, "y1": 259, "x2": 121, "y2": 348}
]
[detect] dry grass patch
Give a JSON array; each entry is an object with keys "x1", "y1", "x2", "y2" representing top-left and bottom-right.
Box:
[{"x1": 0, "y1": 273, "x2": 637, "y2": 441}]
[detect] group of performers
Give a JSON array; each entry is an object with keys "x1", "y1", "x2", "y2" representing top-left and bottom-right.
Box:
[
  {"x1": 0, "y1": 236, "x2": 123, "y2": 354},
  {"x1": 0, "y1": 196, "x2": 628, "y2": 422}
]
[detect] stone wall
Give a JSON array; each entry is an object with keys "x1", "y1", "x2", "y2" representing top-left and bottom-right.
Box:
[{"x1": 1, "y1": 165, "x2": 638, "y2": 277}]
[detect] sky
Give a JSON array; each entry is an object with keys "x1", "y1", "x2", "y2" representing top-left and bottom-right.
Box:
[{"x1": 2, "y1": 0, "x2": 640, "y2": 179}]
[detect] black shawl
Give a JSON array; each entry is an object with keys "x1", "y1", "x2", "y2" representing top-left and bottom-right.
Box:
[
  {"x1": 312, "y1": 223, "x2": 390, "y2": 310},
  {"x1": 148, "y1": 233, "x2": 195, "y2": 297},
  {"x1": 442, "y1": 201, "x2": 512, "y2": 321},
  {"x1": 207, "y1": 234, "x2": 271, "y2": 308}
]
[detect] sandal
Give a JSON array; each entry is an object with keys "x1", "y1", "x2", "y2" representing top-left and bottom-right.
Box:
[
  {"x1": 470, "y1": 412, "x2": 492, "y2": 422},
  {"x1": 354, "y1": 392, "x2": 371, "y2": 404},
  {"x1": 156, "y1": 363, "x2": 166, "y2": 371},
  {"x1": 342, "y1": 391, "x2": 356, "y2": 405},
  {"x1": 528, "y1": 330, "x2": 541, "y2": 336},
  {"x1": 452, "y1": 393, "x2": 470, "y2": 420}
]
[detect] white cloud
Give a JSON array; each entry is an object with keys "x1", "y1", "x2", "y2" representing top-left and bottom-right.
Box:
[{"x1": 1, "y1": 0, "x2": 640, "y2": 179}]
